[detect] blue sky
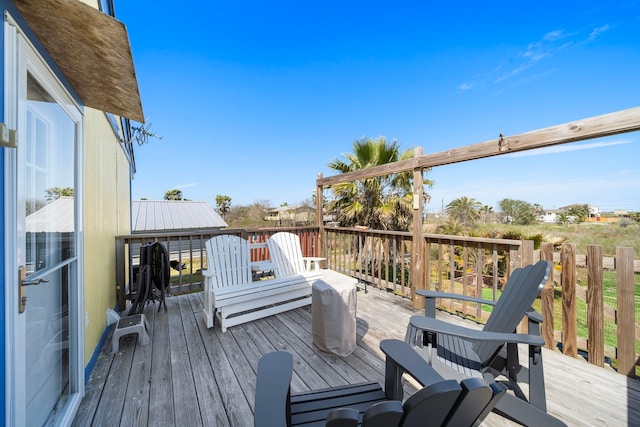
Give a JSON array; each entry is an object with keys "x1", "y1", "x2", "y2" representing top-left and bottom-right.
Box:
[{"x1": 117, "y1": 1, "x2": 640, "y2": 213}]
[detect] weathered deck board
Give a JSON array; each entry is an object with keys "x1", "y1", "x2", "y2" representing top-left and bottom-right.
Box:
[
  {"x1": 73, "y1": 278, "x2": 639, "y2": 427},
  {"x1": 168, "y1": 297, "x2": 202, "y2": 426},
  {"x1": 180, "y1": 295, "x2": 229, "y2": 426},
  {"x1": 147, "y1": 304, "x2": 174, "y2": 426},
  {"x1": 120, "y1": 306, "x2": 155, "y2": 427}
]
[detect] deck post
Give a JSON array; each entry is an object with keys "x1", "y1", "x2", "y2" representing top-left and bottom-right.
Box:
[
  {"x1": 561, "y1": 243, "x2": 577, "y2": 357},
  {"x1": 115, "y1": 236, "x2": 126, "y2": 311},
  {"x1": 411, "y1": 147, "x2": 424, "y2": 309},
  {"x1": 587, "y1": 245, "x2": 604, "y2": 367},
  {"x1": 615, "y1": 246, "x2": 636, "y2": 377},
  {"x1": 540, "y1": 242, "x2": 555, "y2": 349},
  {"x1": 518, "y1": 240, "x2": 534, "y2": 332},
  {"x1": 316, "y1": 173, "x2": 325, "y2": 266}
]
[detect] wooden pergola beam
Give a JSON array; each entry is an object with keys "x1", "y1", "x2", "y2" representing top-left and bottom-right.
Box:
[{"x1": 317, "y1": 106, "x2": 640, "y2": 187}]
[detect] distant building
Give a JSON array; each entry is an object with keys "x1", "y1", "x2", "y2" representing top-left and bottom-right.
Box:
[
  {"x1": 539, "y1": 209, "x2": 562, "y2": 223},
  {"x1": 265, "y1": 205, "x2": 316, "y2": 225},
  {"x1": 543, "y1": 204, "x2": 602, "y2": 222},
  {"x1": 131, "y1": 200, "x2": 227, "y2": 233},
  {"x1": 558, "y1": 203, "x2": 600, "y2": 218}
]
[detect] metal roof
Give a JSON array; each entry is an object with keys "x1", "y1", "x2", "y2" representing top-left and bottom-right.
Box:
[
  {"x1": 26, "y1": 196, "x2": 75, "y2": 232},
  {"x1": 131, "y1": 200, "x2": 227, "y2": 233}
]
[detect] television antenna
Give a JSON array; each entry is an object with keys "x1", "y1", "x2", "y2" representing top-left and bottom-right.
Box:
[{"x1": 131, "y1": 119, "x2": 163, "y2": 146}]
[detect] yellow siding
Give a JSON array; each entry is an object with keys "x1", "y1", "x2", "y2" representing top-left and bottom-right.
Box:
[{"x1": 82, "y1": 108, "x2": 131, "y2": 364}]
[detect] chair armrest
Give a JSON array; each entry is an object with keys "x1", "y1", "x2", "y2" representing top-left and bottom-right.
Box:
[
  {"x1": 409, "y1": 316, "x2": 545, "y2": 347},
  {"x1": 415, "y1": 290, "x2": 496, "y2": 318},
  {"x1": 201, "y1": 269, "x2": 218, "y2": 290},
  {"x1": 380, "y1": 339, "x2": 445, "y2": 400},
  {"x1": 416, "y1": 290, "x2": 497, "y2": 306},
  {"x1": 326, "y1": 408, "x2": 359, "y2": 427},
  {"x1": 254, "y1": 351, "x2": 293, "y2": 427},
  {"x1": 526, "y1": 308, "x2": 543, "y2": 324}
]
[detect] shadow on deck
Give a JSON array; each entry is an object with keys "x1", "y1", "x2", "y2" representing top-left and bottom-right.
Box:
[{"x1": 72, "y1": 283, "x2": 639, "y2": 426}]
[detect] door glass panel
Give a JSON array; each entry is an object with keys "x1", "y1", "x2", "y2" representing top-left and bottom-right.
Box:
[
  {"x1": 25, "y1": 266, "x2": 71, "y2": 426},
  {"x1": 24, "y1": 72, "x2": 76, "y2": 426},
  {"x1": 25, "y1": 73, "x2": 75, "y2": 275}
]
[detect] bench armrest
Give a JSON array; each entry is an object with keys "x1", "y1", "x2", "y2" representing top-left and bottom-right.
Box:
[
  {"x1": 302, "y1": 257, "x2": 326, "y2": 272},
  {"x1": 254, "y1": 351, "x2": 293, "y2": 427}
]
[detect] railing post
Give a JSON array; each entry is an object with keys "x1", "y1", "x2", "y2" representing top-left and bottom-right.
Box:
[
  {"x1": 316, "y1": 173, "x2": 326, "y2": 266},
  {"x1": 587, "y1": 244, "x2": 604, "y2": 367},
  {"x1": 518, "y1": 240, "x2": 534, "y2": 332},
  {"x1": 521, "y1": 239, "x2": 534, "y2": 265},
  {"x1": 561, "y1": 243, "x2": 578, "y2": 357},
  {"x1": 540, "y1": 242, "x2": 555, "y2": 349},
  {"x1": 115, "y1": 236, "x2": 126, "y2": 311},
  {"x1": 411, "y1": 147, "x2": 424, "y2": 309},
  {"x1": 615, "y1": 246, "x2": 636, "y2": 377}
]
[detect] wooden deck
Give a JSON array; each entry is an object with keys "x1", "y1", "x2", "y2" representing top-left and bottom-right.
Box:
[{"x1": 73, "y1": 278, "x2": 639, "y2": 426}]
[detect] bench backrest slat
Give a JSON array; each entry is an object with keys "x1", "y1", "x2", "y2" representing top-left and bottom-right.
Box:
[
  {"x1": 205, "y1": 235, "x2": 252, "y2": 289},
  {"x1": 267, "y1": 232, "x2": 307, "y2": 277}
]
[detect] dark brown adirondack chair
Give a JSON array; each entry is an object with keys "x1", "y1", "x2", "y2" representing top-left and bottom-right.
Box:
[
  {"x1": 405, "y1": 260, "x2": 566, "y2": 427},
  {"x1": 254, "y1": 339, "x2": 504, "y2": 427}
]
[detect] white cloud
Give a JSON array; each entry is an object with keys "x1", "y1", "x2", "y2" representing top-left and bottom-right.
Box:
[
  {"x1": 458, "y1": 82, "x2": 473, "y2": 91},
  {"x1": 589, "y1": 24, "x2": 610, "y2": 41},
  {"x1": 507, "y1": 139, "x2": 633, "y2": 158},
  {"x1": 543, "y1": 29, "x2": 565, "y2": 41},
  {"x1": 493, "y1": 63, "x2": 533, "y2": 84},
  {"x1": 175, "y1": 182, "x2": 199, "y2": 189}
]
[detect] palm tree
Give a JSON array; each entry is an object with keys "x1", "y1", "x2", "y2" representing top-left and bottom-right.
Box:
[
  {"x1": 216, "y1": 194, "x2": 232, "y2": 218},
  {"x1": 164, "y1": 189, "x2": 183, "y2": 200},
  {"x1": 327, "y1": 137, "x2": 432, "y2": 231},
  {"x1": 567, "y1": 204, "x2": 589, "y2": 222},
  {"x1": 446, "y1": 196, "x2": 481, "y2": 227},
  {"x1": 479, "y1": 205, "x2": 495, "y2": 223},
  {"x1": 45, "y1": 187, "x2": 74, "y2": 201},
  {"x1": 555, "y1": 212, "x2": 570, "y2": 225}
]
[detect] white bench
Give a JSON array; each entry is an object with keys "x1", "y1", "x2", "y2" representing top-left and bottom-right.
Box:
[{"x1": 202, "y1": 235, "x2": 320, "y2": 332}]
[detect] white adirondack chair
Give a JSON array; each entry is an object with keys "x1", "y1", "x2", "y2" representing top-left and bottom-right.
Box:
[{"x1": 266, "y1": 232, "x2": 325, "y2": 277}]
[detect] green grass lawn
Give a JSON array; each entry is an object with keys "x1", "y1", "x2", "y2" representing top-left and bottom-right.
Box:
[
  {"x1": 472, "y1": 222, "x2": 640, "y2": 257},
  {"x1": 472, "y1": 270, "x2": 640, "y2": 371}
]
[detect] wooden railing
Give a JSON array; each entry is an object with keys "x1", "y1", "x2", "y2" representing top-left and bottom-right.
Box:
[
  {"x1": 324, "y1": 227, "x2": 524, "y2": 304},
  {"x1": 114, "y1": 227, "x2": 322, "y2": 310},
  {"x1": 115, "y1": 226, "x2": 638, "y2": 377},
  {"x1": 323, "y1": 227, "x2": 637, "y2": 377}
]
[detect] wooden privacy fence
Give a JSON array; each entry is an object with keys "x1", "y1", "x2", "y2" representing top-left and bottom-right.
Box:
[
  {"x1": 323, "y1": 227, "x2": 638, "y2": 377},
  {"x1": 536, "y1": 242, "x2": 638, "y2": 377}
]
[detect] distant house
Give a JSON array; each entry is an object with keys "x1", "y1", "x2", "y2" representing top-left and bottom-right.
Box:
[
  {"x1": 539, "y1": 209, "x2": 561, "y2": 223},
  {"x1": 559, "y1": 203, "x2": 600, "y2": 218},
  {"x1": 131, "y1": 200, "x2": 227, "y2": 233},
  {"x1": 265, "y1": 205, "x2": 316, "y2": 225},
  {"x1": 540, "y1": 204, "x2": 602, "y2": 223}
]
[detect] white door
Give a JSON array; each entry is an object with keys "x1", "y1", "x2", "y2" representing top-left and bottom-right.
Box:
[{"x1": 4, "y1": 18, "x2": 83, "y2": 427}]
